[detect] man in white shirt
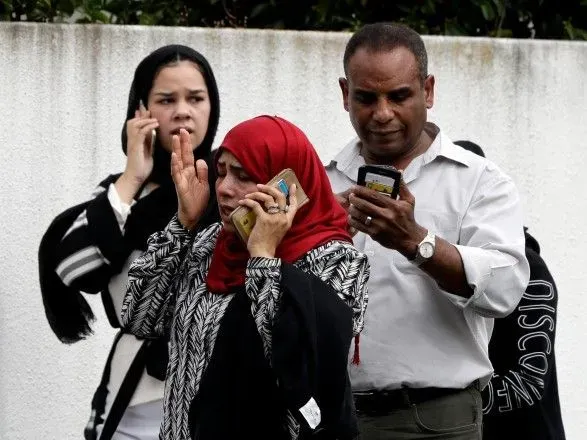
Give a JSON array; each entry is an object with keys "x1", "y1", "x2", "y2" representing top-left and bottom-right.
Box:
[{"x1": 326, "y1": 22, "x2": 530, "y2": 439}]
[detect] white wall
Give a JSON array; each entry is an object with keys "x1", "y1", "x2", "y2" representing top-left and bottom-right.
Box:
[{"x1": 0, "y1": 23, "x2": 585, "y2": 439}]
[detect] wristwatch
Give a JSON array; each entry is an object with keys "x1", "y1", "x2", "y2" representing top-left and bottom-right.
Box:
[{"x1": 411, "y1": 230, "x2": 436, "y2": 266}]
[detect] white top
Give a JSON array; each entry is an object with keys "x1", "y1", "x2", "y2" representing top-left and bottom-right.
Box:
[
  {"x1": 326, "y1": 123, "x2": 530, "y2": 391},
  {"x1": 105, "y1": 183, "x2": 164, "y2": 411}
]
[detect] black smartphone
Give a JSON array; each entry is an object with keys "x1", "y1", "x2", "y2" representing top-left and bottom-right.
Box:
[
  {"x1": 139, "y1": 100, "x2": 157, "y2": 153},
  {"x1": 357, "y1": 165, "x2": 402, "y2": 199}
]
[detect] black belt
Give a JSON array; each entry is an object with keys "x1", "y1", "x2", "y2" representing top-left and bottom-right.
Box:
[{"x1": 353, "y1": 387, "x2": 464, "y2": 415}]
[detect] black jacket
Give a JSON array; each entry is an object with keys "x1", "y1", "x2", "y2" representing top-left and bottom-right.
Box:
[
  {"x1": 274, "y1": 262, "x2": 357, "y2": 439},
  {"x1": 483, "y1": 230, "x2": 566, "y2": 440},
  {"x1": 189, "y1": 262, "x2": 358, "y2": 440}
]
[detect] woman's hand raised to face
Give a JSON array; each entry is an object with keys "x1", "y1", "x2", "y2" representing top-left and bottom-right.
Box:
[
  {"x1": 171, "y1": 129, "x2": 210, "y2": 231},
  {"x1": 124, "y1": 102, "x2": 159, "y2": 185},
  {"x1": 240, "y1": 183, "x2": 299, "y2": 258},
  {"x1": 115, "y1": 103, "x2": 159, "y2": 203}
]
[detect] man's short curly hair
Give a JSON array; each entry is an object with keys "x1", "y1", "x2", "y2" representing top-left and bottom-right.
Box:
[{"x1": 343, "y1": 22, "x2": 428, "y2": 84}]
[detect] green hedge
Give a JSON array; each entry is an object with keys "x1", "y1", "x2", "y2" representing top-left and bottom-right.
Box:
[{"x1": 2, "y1": 0, "x2": 586, "y2": 39}]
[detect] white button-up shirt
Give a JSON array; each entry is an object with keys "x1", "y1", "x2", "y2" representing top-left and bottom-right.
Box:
[{"x1": 326, "y1": 124, "x2": 530, "y2": 390}]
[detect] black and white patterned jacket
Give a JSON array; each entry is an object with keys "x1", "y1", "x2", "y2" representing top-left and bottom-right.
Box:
[{"x1": 121, "y1": 217, "x2": 369, "y2": 440}]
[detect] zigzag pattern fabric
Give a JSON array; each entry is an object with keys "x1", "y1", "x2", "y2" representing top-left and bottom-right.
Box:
[{"x1": 122, "y1": 217, "x2": 369, "y2": 440}]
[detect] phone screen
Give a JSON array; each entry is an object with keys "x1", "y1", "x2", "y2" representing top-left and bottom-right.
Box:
[
  {"x1": 364, "y1": 172, "x2": 398, "y2": 197},
  {"x1": 276, "y1": 179, "x2": 290, "y2": 202}
]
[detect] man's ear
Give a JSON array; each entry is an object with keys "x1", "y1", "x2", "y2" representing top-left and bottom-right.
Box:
[
  {"x1": 424, "y1": 74, "x2": 435, "y2": 109},
  {"x1": 339, "y1": 77, "x2": 350, "y2": 112}
]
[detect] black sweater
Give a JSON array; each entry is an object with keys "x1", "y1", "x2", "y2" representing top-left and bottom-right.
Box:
[{"x1": 482, "y1": 230, "x2": 566, "y2": 440}]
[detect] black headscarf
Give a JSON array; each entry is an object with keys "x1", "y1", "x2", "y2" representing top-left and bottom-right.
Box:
[
  {"x1": 119, "y1": 44, "x2": 221, "y2": 253},
  {"x1": 121, "y1": 44, "x2": 221, "y2": 185},
  {"x1": 39, "y1": 45, "x2": 221, "y2": 344}
]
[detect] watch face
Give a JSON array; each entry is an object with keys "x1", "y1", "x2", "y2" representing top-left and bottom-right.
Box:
[{"x1": 420, "y1": 242, "x2": 434, "y2": 258}]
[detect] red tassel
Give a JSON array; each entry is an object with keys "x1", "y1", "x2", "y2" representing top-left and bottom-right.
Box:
[{"x1": 351, "y1": 334, "x2": 361, "y2": 365}]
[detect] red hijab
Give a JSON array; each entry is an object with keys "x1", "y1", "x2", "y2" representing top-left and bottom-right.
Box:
[{"x1": 206, "y1": 116, "x2": 351, "y2": 294}]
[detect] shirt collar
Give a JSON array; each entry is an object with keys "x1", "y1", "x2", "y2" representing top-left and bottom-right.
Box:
[
  {"x1": 435, "y1": 127, "x2": 472, "y2": 167},
  {"x1": 327, "y1": 137, "x2": 365, "y2": 182},
  {"x1": 416, "y1": 123, "x2": 470, "y2": 167},
  {"x1": 326, "y1": 123, "x2": 472, "y2": 183}
]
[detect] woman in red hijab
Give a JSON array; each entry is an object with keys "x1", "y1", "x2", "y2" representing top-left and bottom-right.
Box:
[{"x1": 122, "y1": 116, "x2": 369, "y2": 440}]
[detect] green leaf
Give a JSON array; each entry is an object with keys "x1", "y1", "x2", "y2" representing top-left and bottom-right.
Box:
[
  {"x1": 479, "y1": 2, "x2": 495, "y2": 21},
  {"x1": 250, "y1": 3, "x2": 268, "y2": 19},
  {"x1": 314, "y1": 0, "x2": 330, "y2": 22},
  {"x1": 489, "y1": 27, "x2": 512, "y2": 38},
  {"x1": 491, "y1": 0, "x2": 505, "y2": 15},
  {"x1": 444, "y1": 20, "x2": 467, "y2": 36},
  {"x1": 564, "y1": 20, "x2": 587, "y2": 40},
  {"x1": 56, "y1": 0, "x2": 75, "y2": 15},
  {"x1": 139, "y1": 11, "x2": 156, "y2": 25},
  {"x1": 422, "y1": 0, "x2": 436, "y2": 15}
]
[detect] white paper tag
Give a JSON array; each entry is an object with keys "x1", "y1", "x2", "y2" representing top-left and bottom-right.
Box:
[{"x1": 299, "y1": 397, "x2": 321, "y2": 430}]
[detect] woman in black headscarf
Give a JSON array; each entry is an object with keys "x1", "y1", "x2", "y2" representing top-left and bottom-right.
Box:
[{"x1": 38, "y1": 45, "x2": 220, "y2": 440}]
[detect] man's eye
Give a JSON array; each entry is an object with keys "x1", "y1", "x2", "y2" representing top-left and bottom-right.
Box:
[
  {"x1": 355, "y1": 93, "x2": 374, "y2": 104},
  {"x1": 390, "y1": 93, "x2": 409, "y2": 102}
]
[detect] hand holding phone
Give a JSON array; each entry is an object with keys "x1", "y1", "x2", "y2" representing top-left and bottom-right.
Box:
[
  {"x1": 118, "y1": 100, "x2": 159, "y2": 202},
  {"x1": 357, "y1": 165, "x2": 402, "y2": 199},
  {"x1": 139, "y1": 100, "x2": 157, "y2": 154},
  {"x1": 230, "y1": 168, "x2": 309, "y2": 243}
]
